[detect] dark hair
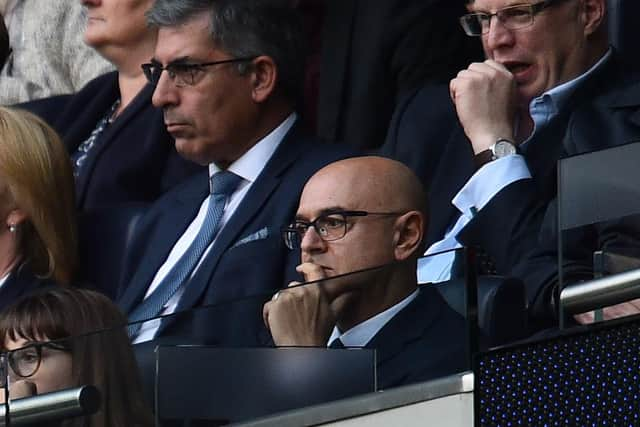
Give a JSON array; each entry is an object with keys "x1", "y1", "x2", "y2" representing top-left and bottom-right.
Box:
[
  {"x1": 147, "y1": 0, "x2": 305, "y2": 101},
  {"x1": 0, "y1": 288, "x2": 152, "y2": 427}
]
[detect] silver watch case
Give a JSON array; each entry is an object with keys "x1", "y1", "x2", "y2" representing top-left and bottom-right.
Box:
[{"x1": 490, "y1": 139, "x2": 517, "y2": 160}]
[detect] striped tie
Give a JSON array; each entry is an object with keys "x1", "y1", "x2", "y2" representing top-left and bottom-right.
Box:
[{"x1": 127, "y1": 171, "x2": 242, "y2": 336}]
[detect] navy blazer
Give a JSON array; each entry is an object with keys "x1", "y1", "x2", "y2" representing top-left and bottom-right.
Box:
[
  {"x1": 382, "y1": 52, "x2": 640, "y2": 330},
  {"x1": 0, "y1": 266, "x2": 56, "y2": 312},
  {"x1": 367, "y1": 285, "x2": 468, "y2": 390},
  {"x1": 117, "y1": 122, "x2": 357, "y2": 346},
  {"x1": 22, "y1": 71, "x2": 203, "y2": 211}
]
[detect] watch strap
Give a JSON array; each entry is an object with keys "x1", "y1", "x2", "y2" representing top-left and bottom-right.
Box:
[{"x1": 473, "y1": 149, "x2": 494, "y2": 169}]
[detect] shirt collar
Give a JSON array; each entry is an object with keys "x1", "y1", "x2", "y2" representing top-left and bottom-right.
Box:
[
  {"x1": 328, "y1": 289, "x2": 419, "y2": 347},
  {"x1": 0, "y1": 271, "x2": 11, "y2": 289},
  {"x1": 529, "y1": 48, "x2": 612, "y2": 116},
  {"x1": 208, "y1": 113, "x2": 297, "y2": 183}
]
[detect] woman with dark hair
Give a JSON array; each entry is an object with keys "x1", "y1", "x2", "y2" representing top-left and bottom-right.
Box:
[{"x1": 0, "y1": 287, "x2": 153, "y2": 427}]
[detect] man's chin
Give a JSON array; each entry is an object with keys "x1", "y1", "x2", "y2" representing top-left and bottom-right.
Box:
[{"x1": 173, "y1": 139, "x2": 208, "y2": 165}]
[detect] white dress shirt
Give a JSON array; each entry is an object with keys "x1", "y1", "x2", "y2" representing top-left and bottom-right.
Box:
[
  {"x1": 327, "y1": 290, "x2": 419, "y2": 347},
  {"x1": 418, "y1": 51, "x2": 612, "y2": 283},
  {"x1": 0, "y1": 272, "x2": 9, "y2": 289},
  {"x1": 134, "y1": 113, "x2": 297, "y2": 343}
]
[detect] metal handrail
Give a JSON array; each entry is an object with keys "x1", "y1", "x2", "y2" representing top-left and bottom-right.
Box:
[
  {"x1": 560, "y1": 268, "x2": 640, "y2": 315},
  {"x1": 0, "y1": 385, "x2": 100, "y2": 426}
]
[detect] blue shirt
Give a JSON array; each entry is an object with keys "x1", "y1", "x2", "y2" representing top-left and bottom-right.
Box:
[{"x1": 418, "y1": 50, "x2": 612, "y2": 283}]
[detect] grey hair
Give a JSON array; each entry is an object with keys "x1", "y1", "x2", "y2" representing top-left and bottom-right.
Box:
[{"x1": 147, "y1": 0, "x2": 305, "y2": 102}]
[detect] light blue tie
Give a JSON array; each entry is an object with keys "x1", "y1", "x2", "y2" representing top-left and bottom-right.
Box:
[{"x1": 127, "y1": 171, "x2": 242, "y2": 336}]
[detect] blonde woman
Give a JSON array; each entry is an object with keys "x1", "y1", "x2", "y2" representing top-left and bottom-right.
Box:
[{"x1": 0, "y1": 107, "x2": 77, "y2": 308}]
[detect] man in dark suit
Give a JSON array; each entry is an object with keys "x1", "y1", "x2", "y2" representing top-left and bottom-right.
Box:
[
  {"x1": 117, "y1": 0, "x2": 355, "y2": 346},
  {"x1": 263, "y1": 157, "x2": 467, "y2": 389},
  {"x1": 296, "y1": 0, "x2": 483, "y2": 150},
  {"x1": 383, "y1": 0, "x2": 640, "y2": 330}
]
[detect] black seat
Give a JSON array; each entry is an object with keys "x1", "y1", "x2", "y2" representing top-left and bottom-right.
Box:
[
  {"x1": 607, "y1": 0, "x2": 640, "y2": 69},
  {"x1": 434, "y1": 275, "x2": 528, "y2": 348}
]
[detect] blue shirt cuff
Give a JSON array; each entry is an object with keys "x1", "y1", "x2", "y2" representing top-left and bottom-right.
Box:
[{"x1": 453, "y1": 154, "x2": 532, "y2": 214}]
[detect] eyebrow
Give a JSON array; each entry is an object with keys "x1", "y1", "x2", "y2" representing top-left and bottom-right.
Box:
[
  {"x1": 294, "y1": 206, "x2": 350, "y2": 221},
  {"x1": 469, "y1": 1, "x2": 529, "y2": 13},
  {"x1": 149, "y1": 56, "x2": 195, "y2": 67}
]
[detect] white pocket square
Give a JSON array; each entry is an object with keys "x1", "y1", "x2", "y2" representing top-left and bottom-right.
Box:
[{"x1": 232, "y1": 227, "x2": 270, "y2": 248}]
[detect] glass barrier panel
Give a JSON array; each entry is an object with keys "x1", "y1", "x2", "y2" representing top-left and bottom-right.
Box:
[
  {"x1": 0, "y1": 248, "x2": 475, "y2": 425},
  {"x1": 558, "y1": 141, "x2": 640, "y2": 326}
]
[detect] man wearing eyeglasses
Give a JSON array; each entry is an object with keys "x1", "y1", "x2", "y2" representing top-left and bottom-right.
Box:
[
  {"x1": 383, "y1": 0, "x2": 640, "y2": 330},
  {"x1": 116, "y1": 0, "x2": 355, "y2": 346},
  {"x1": 263, "y1": 157, "x2": 467, "y2": 389}
]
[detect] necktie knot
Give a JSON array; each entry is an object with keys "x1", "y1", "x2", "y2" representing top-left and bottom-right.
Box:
[
  {"x1": 210, "y1": 171, "x2": 242, "y2": 196},
  {"x1": 329, "y1": 338, "x2": 345, "y2": 349}
]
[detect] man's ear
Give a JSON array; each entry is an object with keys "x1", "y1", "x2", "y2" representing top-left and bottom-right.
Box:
[
  {"x1": 581, "y1": 0, "x2": 606, "y2": 37},
  {"x1": 393, "y1": 211, "x2": 425, "y2": 261},
  {"x1": 249, "y1": 55, "x2": 278, "y2": 103}
]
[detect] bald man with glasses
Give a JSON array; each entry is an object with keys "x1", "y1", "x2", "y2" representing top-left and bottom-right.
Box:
[{"x1": 263, "y1": 157, "x2": 467, "y2": 390}]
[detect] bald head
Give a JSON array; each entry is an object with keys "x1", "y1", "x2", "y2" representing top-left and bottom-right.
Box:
[
  {"x1": 293, "y1": 156, "x2": 427, "y2": 317},
  {"x1": 302, "y1": 156, "x2": 428, "y2": 221}
]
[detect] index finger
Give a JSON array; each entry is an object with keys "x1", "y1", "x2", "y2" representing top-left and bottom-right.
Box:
[
  {"x1": 484, "y1": 59, "x2": 511, "y2": 74},
  {"x1": 296, "y1": 262, "x2": 327, "y2": 283}
]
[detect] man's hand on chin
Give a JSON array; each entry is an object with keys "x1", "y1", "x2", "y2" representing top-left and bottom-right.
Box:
[
  {"x1": 449, "y1": 59, "x2": 518, "y2": 154},
  {"x1": 262, "y1": 262, "x2": 336, "y2": 346}
]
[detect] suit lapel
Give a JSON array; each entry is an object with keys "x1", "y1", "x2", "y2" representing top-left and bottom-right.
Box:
[
  {"x1": 68, "y1": 75, "x2": 119, "y2": 205},
  {"x1": 118, "y1": 174, "x2": 209, "y2": 314},
  {"x1": 317, "y1": 0, "x2": 356, "y2": 142},
  {"x1": 367, "y1": 287, "x2": 442, "y2": 375},
  {"x1": 62, "y1": 73, "x2": 120, "y2": 152},
  {"x1": 174, "y1": 125, "x2": 308, "y2": 312},
  {"x1": 74, "y1": 83, "x2": 156, "y2": 207},
  {"x1": 427, "y1": 126, "x2": 475, "y2": 246}
]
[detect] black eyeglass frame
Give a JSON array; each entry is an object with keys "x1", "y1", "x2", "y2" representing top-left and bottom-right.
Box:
[
  {"x1": 459, "y1": 0, "x2": 570, "y2": 36},
  {"x1": 4, "y1": 341, "x2": 71, "y2": 381},
  {"x1": 141, "y1": 56, "x2": 258, "y2": 87},
  {"x1": 282, "y1": 210, "x2": 405, "y2": 250}
]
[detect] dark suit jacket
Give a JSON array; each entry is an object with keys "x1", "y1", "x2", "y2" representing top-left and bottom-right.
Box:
[
  {"x1": 316, "y1": 0, "x2": 482, "y2": 149},
  {"x1": 117, "y1": 122, "x2": 357, "y2": 346},
  {"x1": 367, "y1": 285, "x2": 467, "y2": 390},
  {"x1": 382, "y1": 52, "x2": 640, "y2": 331},
  {"x1": 0, "y1": 266, "x2": 55, "y2": 312},
  {"x1": 22, "y1": 71, "x2": 202, "y2": 210}
]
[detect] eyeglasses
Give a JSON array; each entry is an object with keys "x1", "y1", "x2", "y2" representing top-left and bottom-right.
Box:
[
  {"x1": 282, "y1": 210, "x2": 404, "y2": 250},
  {"x1": 141, "y1": 57, "x2": 257, "y2": 87},
  {"x1": 459, "y1": 0, "x2": 570, "y2": 36},
  {"x1": 2, "y1": 342, "x2": 70, "y2": 382}
]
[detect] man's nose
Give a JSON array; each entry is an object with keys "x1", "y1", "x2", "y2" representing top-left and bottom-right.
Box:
[
  {"x1": 300, "y1": 226, "x2": 326, "y2": 254},
  {"x1": 151, "y1": 69, "x2": 179, "y2": 109},
  {"x1": 484, "y1": 15, "x2": 516, "y2": 52}
]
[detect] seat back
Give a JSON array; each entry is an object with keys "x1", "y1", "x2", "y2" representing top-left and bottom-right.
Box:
[
  {"x1": 434, "y1": 275, "x2": 528, "y2": 348},
  {"x1": 607, "y1": 0, "x2": 640, "y2": 69}
]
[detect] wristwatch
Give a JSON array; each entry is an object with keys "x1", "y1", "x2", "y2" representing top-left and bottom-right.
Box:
[{"x1": 473, "y1": 138, "x2": 517, "y2": 169}]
